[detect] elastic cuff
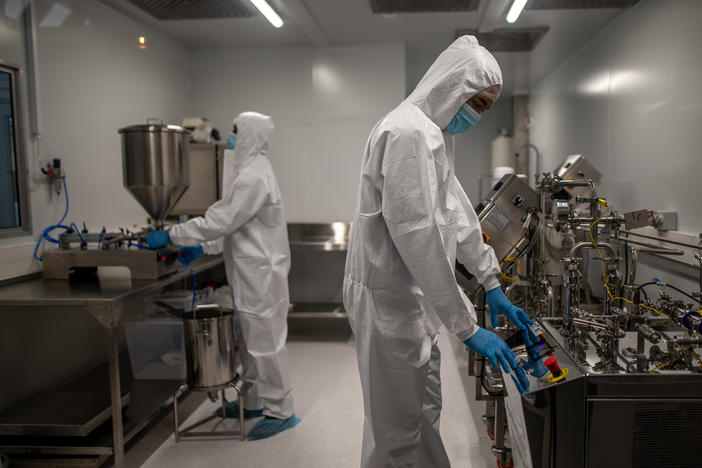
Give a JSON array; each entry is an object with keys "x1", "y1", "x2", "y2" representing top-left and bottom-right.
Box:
[
  {"x1": 483, "y1": 276, "x2": 500, "y2": 292},
  {"x1": 456, "y1": 323, "x2": 479, "y2": 342}
]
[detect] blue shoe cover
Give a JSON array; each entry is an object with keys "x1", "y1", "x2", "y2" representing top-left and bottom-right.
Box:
[
  {"x1": 247, "y1": 414, "x2": 301, "y2": 441},
  {"x1": 214, "y1": 401, "x2": 263, "y2": 419}
]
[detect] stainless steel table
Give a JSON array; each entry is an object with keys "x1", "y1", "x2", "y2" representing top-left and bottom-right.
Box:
[{"x1": 0, "y1": 255, "x2": 223, "y2": 467}]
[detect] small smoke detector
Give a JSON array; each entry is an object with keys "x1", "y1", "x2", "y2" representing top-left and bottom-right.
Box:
[
  {"x1": 370, "y1": 0, "x2": 480, "y2": 13},
  {"x1": 456, "y1": 28, "x2": 549, "y2": 52},
  {"x1": 126, "y1": 0, "x2": 255, "y2": 20}
]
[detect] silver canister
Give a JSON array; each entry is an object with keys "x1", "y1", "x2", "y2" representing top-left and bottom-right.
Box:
[
  {"x1": 119, "y1": 119, "x2": 190, "y2": 224},
  {"x1": 182, "y1": 305, "x2": 237, "y2": 392}
]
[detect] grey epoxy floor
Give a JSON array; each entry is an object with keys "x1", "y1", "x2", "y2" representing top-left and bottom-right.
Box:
[{"x1": 123, "y1": 331, "x2": 497, "y2": 468}]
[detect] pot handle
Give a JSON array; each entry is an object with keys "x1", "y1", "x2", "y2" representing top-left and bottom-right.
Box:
[{"x1": 147, "y1": 117, "x2": 164, "y2": 125}]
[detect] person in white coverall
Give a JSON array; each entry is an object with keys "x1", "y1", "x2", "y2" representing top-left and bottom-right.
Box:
[
  {"x1": 343, "y1": 36, "x2": 532, "y2": 467},
  {"x1": 146, "y1": 111, "x2": 300, "y2": 441}
]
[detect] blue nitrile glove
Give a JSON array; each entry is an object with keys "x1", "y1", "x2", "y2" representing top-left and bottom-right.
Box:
[
  {"x1": 521, "y1": 329, "x2": 548, "y2": 378},
  {"x1": 464, "y1": 328, "x2": 530, "y2": 393},
  {"x1": 176, "y1": 244, "x2": 204, "y2": 266},
  {"x1": 146, "y1": 229, "x2": 171, "y2": 249},
  {"x1": 486, "y1": 286, "x2": 533, "y2": 330}
]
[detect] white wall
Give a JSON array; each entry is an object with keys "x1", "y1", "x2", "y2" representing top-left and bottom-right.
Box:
[
  {"x1": 191, "y1": 43, "x2": 405, "y2": 223},
  {"x1": 0, "y1": 0, "x2": 192, "y2": 280},
  {"x1": 530, "y1": 0, "x2": 702, "y2": 287}
]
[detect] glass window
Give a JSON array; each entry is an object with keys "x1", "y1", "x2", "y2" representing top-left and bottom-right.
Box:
[{"x1": 0, "y1": 64, "x2": 28, "y2": 233}]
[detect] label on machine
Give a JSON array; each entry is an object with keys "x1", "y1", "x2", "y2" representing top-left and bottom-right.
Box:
[{"x1": 485, "y1": 207, "x2": 511, "y2": 232}]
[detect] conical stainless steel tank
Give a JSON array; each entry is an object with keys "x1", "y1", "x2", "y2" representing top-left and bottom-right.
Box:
[{"x1": 119, "y1": 121, "x2": 190, "y2": 224}]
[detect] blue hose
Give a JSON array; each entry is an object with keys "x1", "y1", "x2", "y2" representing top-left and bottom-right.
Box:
[
  {"x1": 178, "y1": 265, "x2": 197, "y2": 310},
  {"x1": 33, "y1": 178, "x2": 71, "y2": 261}
]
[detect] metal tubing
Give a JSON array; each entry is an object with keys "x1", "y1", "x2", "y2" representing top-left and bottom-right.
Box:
[
  {"x1": 620, "y1": 229, "x2": 702, "y2": 251},
  {"x1": 629, "y1": 248, "x2": 638, "y2": 284},
  {"x1": 695, "y1": 254, "x2": 702, "y2": 298},
  {"x1": 107, "y1": 327, "x2": 125, "y2": 468},
  {"x1": 570, "y1": 241, "x2": 616, "y2": 259},
  {"x1": 235, "y1": 384, "x2": 245, "y2": 441},
  {"x1": 617, "y1": 237, "x2": 684, "y2": 256}
]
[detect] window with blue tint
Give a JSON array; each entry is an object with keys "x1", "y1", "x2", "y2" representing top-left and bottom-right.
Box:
[{"x1": 0, "y1": 65, "x2": 27, "y2": 232}]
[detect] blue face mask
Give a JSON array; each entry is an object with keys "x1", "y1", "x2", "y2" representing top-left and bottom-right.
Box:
[
  {"x1": 444, "y1": 103, "x2": 481, "y2": 135},
  {"x1": 226, "y1": 133, "x2": 237, "y2": 150}
]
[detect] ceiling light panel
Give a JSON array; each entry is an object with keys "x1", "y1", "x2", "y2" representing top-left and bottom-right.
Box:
[
  {"x1": 369, "y1": 0, "x2": 481, "y2": 13},
  {"x1": 526, "y1": 0, "x2": 639, "y2": 9},
  {"x1": 126, "y1": 0, "x2": 254, "y2": 20}
]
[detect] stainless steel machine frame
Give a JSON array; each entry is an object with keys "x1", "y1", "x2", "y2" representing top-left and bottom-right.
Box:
[
  {"x1": 463, "y1": 155, "x2": 702, "y2": 468},
  {"x1": 0, "y1": 256, "x2": 224, "y2": 468},
  {"x1": 41, "y1": 121, "x2": 192, "y2": 282}
]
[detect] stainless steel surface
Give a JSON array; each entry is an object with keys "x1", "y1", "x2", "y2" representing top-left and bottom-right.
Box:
[
  {"x1": 0, "y1": 257, "x2": 223, "y2": 468},
  {"x1": 0, "y1": 362, "x2": 130, "y2": 437},
  {"x1": 287, "y1": 223, "x2": 349, "y2": 325},
  {"x1": 119, "y1": 122, "x2": 190, "y2": 223},
  {"x1": 170, "y1": 143, "x2": 223, "y2": 217},
  {"x1": 477, "y1": 174, "x2": 540, "y2": 262},
  {"x1": 287, "y1": 222, "x2": 350, "y2": 251},
  {"x1": 554, "y1": 154, "x2": 601, "y2": 207},
  {"x1": 42, "y1": 249, "x2": 183, "y2": 280},
  {"x1": 183, "y1": 305, "x2": 237, "y2": 392},
  {"x1": 0, "y1": 256, "x2": 222, "y2": 310}
]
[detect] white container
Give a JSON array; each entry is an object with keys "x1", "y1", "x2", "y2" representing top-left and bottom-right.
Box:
[
  {"x1": 124, "y1": 318, "x2": 186, "y2": 380},
  {"x1": 493, "y1": 166, "x2": 515, "y2": 185}
]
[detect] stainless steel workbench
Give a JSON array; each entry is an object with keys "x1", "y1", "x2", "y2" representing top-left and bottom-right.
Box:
[{"x1": 0, "y1": 256, "x2": 224, "y2": 467}]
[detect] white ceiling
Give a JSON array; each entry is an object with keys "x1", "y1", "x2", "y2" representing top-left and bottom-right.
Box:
[{"x1": 103, "y1": 0, "x2": 630, "y2": 92}]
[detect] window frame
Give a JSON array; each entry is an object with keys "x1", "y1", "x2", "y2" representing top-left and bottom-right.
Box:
[{"x1": 0, "y1": 61, "x2": 32, "y2": 238}]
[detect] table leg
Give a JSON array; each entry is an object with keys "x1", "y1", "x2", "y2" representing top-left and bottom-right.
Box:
[{"x1": 107, "y1": 326, "x2": 125, "y2": 468}]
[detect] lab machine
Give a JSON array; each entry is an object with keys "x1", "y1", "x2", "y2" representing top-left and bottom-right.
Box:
[{"x1": 461, "y1": 156, "x2": 702, "y2": 468}]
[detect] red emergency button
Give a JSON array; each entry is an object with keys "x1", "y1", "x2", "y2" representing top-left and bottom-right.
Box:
[{"x1": 545, "y1": 356, "x2": 568, "y2": 383}]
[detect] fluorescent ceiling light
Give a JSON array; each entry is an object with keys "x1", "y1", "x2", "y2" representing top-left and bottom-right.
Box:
[
  {"x1": 506, "y1": 0, "x2": 528, "y2": 24},
  {"x1": 249, "y1": 0, "x2": 283, "y2": 28}
]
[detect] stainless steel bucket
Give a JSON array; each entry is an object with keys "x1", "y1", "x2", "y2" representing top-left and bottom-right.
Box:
[{"x1": 182, "y1": 305, "x2": 237, "y2": 392}]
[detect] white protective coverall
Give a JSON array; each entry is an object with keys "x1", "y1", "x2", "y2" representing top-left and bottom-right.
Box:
[
  {"x1": 343, "y1": 36, "x2": 502, "y2": 467},
  {"x1": 169, "y1": 111, "x2": 294, "y2": 419}
]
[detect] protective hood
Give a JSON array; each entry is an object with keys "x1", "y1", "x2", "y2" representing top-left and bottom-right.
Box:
[
  {"x1": 231, "y1": 111, "x2": 275, "y2": 174},
  {"x1": 222, "y1": 111, "x2": 274, "y2": 198},
  {"x1": 407, "y1": 35, "x2": 502, "y2": 129}
]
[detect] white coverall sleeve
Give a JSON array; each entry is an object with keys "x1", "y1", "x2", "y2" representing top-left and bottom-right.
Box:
[
  {"x1": 381, "y1": 144, "x2": 478, "y2": 339},
  {"x1": 169, "y1": 174, "x2": 268, "y2": 246},
  {"x1": 454, "y1": 176, "x2": 501, "y2": 291},
  {"x1": 201, "y1": 238, "x2": 224, "y2": 255}
]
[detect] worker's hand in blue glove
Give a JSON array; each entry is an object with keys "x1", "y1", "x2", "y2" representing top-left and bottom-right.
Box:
[
  {"x1": 464, "y1": 328, "x2": 530, "y2": 394},
  {"x1": 176, "y1": 244, "x2": 204, "y2": 266},
  {"x1": 146, "y1": 229, "x2": 171, "y2": 249},
  {"x1": 486, "y1": 286, "x2": 533, "y2": 331}
]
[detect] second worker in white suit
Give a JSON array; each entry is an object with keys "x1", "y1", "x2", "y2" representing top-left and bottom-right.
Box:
[{"x1": 146, "y1": 111, "x2": 300, "y2": 441}]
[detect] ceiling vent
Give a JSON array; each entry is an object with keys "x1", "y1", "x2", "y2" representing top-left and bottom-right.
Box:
[
  {"x1": 126, "y1": 0, "x2": 254, "y2": 20},
  {"x1": 370, "y1": 0, "x2": 480, "y2": 13},
  {"x1": 456, "y1": 28, "x2": 549, "y2": 52},
  {"x1": 526, "y1": 0, "x2": 639, "y2": 9}
]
